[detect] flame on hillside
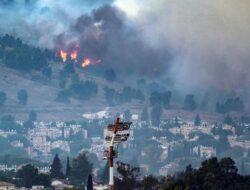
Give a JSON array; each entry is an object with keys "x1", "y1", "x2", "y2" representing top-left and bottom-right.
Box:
[
  {"x1": 59, "y1": 49, "x2": 101, "y2": 68},
  {"x1": 82, "y1": 58, "x2": 91, "y2": 68},
  {"x1": 60, "y1": 50, "x2": 67, "y2": 62},
  {"x1": 70, "y1": 50, "x2": 78, "y2": 62}
]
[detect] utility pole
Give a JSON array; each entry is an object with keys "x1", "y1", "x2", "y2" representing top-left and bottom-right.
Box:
[{"x1": 104, "y1": 117, "x2": 131, "y2": 190}]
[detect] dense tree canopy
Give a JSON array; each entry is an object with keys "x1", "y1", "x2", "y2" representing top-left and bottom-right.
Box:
[
  {"x1": 115, "y1": 157, "x2": 250, "y2": 190},
  {"x1": 194, "y1": 114, "x2": 201, "y2": 126},
  {"x1": 0, "y1": 34, "x2": 51, "y2": 72},
  {"x1": 17, "y1": 89, "x2": 28, "y2": 105},
  {"x1": 184, "y1": 94, "x2": 196, "y2": 111},
  {"x1": 216, "y1": 97, "x2": 244, "y2": 113},
  {"x1": 151, "y1": 105, "x2": 162, "y2": 126},
  {"x1": 70, "y1": 152, "x2": 93, "y2": 186},
  {"x1": 50, "y1": 154, "x2": 64, "y2": 179}
]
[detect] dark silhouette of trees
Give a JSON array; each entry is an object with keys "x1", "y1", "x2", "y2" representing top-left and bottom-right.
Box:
[
  {"x1": 140, "y1": 175, "x2": 159, "y2": 190},
  {"x1": 150, "y1": 92, "x2": 162, "y2": 107},
  {"x1": 0, "y1": 35, "x2": 50, "y2": 72},
  {"x1": 99, "y1": 161, "x2": 109, "y2": 184},
  {"x1": 18, "y1": 164, "x2": 38, "y2": 188},
  {"x1": 17, "y1": 89, "x2": 28, "y2": 105},
  {"x1": 103, "y1": 86, "x2": 116, "y2": 105},
  {"x1": 103, "y1": 85, "x2": 144, "y2": 105},
  {"x1": 0, "y1": 115, "x2": 19, "y2": 131},
  {"x1": 150, "y1": 106, "x2": 162, "y2": 126},
  {"x1": 194, "y1": 114, "x2": 201, "y2": 126},
  {"x1": 87, "y1": 174, "x2": 93, "y2": 190},
  {"x1": 150, "y1": 91, "x2": 171, "y2": 108},
  {"x1": 50, "y1": 154, "x2": 64, "y2": 179},
  {"x1": 119, "y1": 86, "x2": 145, "y2": 103},
  {"x1": 162, "y1": 91, "x2": 172, "y2": 109},
  {"x1": 104, "y1": 69, "x2": 116, "y2": 82},
  {"x1": 56, "y1": 90, "x2": 71, "y2": 103},
  {"x1": 216, "y1": 97, "x2": 244, "y2": 113},
  {"x1": 18, "y1": 164, "x2": 51, "y2": 188},
  {"x1": 115, "y1": 162, "x2": 140, "y2": 190},
  {"x1": 224, "y1": 115, "x2": 233, "y2": 125},
  {"x1": 22, "y1": 111, "x2": 37, "y2": 130},
  {"x1": 183, "y1": 94, "x2": 196, "y2": 111},
  {"x1": 0, "y1": 91, "x2": 6, "y2": 107},
  {"x1": 35, "y1": 173, "x2": 51, "y2": 188},
  {"x1": 69, "y1": 79, "x2": 98, "y2": 100},
  {"x1": 70, "y1": 152, "x2": 93, "y2": 186},
  {"x1": 29, "y1": 110, "x2": 37, "y2": 122},
  {"x1": 66, "y1": 156, "x2": 71, "y2": 177},
  {"x1": 159, "y1": 157, "x2": 250, "y2": 190},
  {"x1": 63, "y1": 63, "x2": 75, "y2": 75}
]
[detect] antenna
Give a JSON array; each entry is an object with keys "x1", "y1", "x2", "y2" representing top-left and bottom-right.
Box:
[{"x1": 103, "y1": 117, "x2": 132, "y2": 190}]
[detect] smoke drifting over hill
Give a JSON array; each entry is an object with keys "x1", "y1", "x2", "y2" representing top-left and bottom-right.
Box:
[
  {"x1": 0, "y1": 0, "x2": 170, "y2": 76},
  {"x1": 1, "y1": 0, "x2": 250, "y2": 93},
  {"x1": 133, "y1": 0, "x2": 250, "y2": 92}
]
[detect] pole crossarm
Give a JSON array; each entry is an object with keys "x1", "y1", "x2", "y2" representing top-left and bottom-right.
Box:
[{"x1": 104, "y1": 117, "x2": 132, "y2": 190}]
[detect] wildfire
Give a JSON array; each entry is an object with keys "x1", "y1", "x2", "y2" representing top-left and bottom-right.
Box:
[
  {"x1": 70, "y1": 50, "x2": 78, "y2": 62},
  {"x1": 81, "y1": 58, "x2": 91, "y2": 68},
  {"x1": 60, "y1": 50, "x2": 67, "y2": 62},
  {"x1": 59, "y1": 49, "x2": 101, "y2": 68}
]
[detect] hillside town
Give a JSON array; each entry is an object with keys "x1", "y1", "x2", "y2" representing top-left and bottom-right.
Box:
[{"x1": 0, "y1": 108, "x2": 249, "y2": 177}]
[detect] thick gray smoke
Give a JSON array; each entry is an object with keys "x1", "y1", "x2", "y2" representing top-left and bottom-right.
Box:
[
  {"x1": 133, "y1": 0, "x2": 250, "y2": 93},
  {"x1": 0, "y1": 0, "x2": 170, "y2": 76},
  {"x1": 1, "y1": 0, "x2": 250, "y2": 94}
]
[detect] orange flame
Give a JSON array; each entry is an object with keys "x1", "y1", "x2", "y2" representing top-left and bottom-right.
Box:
[
  {"x1": 60, "y1": 50, "x2": 67, "y2": 62},
  {"x1": 70, "y1": 50, "x2": 78, "y2": 62},
  {"x1": 81, "y1": 58, "x2": 91, "y2": 68}
]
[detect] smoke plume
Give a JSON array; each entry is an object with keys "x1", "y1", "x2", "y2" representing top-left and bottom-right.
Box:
[{"x1": 1, "y1": 0, "x2": 250, "y2": 93}]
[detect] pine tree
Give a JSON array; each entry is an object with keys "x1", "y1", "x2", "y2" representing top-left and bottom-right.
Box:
[
  {"x1": 70, "y1": 152, "x2": 93, "y2": 186},
  {"x1": 100, "y1": 161, "x2": 109, "y2": 184},
  {"x1": 66, "y1": 156, "x2": 71, "y2": 177},
  {"x1": 224, "y1": 115, "x2": 233, "y2": 125},
  {"x1": 50, "y1": 154, "x2": 64, "y2": 179},
  {"x1": 87, "y1": 174, "x2": 93, "y2": 190},
  {"x1": 194, "y1": 114, "x2": 201, "y2": 126}
]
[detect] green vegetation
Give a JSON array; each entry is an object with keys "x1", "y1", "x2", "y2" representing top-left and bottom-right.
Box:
[
  {"x1": 66, "y1": 156, "x2": 71, "y2": 177},
  {"x1": 69, "y1": 152, "x2": 93, "y2": 187},
  {"x1": 17, "y1": 89, "x2": 28, "y2": 105},
  {"x1": 194, "y1": 114, "x2": 201, "y2": 126},
  {"x1": 104, "y1": 68, "x2": 116, "y2": 82},
  {"x1": 18, "y1": 164, "x2": 51, "y2": 188},
  {"x1": 50, "y1": 154, "x2": 64, "y2": 179},
  {"x1": 87, "y1": 174, "x2": 93, "y2": 190},
  {"x1": 216, "y1": 97, "x2": 244, "y2": 113},
  {"x1": 115, "y1": 157, "x2": 250, "y2": 190},
  {"x1": 0, "y1": 34, "x2": 52, "y2": 72},
  {"x1": 150, "y1": 91, "x2": 171, "y2": 108},
  {"x1": 183, "y1": 94, "x2": 196, "y2": 111},
  {"x1": 0, "y1": 115, "x2": 20, "y2": 131},
  {"x1": 150, "y1": 105, "x2": 162, "y2": 126},
  {"x1": 103, "y1": 85, "x2": 145, "y2": 106}
]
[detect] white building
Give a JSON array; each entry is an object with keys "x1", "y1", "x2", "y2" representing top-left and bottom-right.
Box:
[
  {"x1": 0, "y1": 181, "x2": 15, "y2": 190},
  {"x1": 193, "y1": 146, "x2": 216, "y2": 158}
]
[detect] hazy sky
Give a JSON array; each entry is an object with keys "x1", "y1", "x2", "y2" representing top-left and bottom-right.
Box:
[{"x1": 1, "y1": 0, "x2": 250, "y2": 94}]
